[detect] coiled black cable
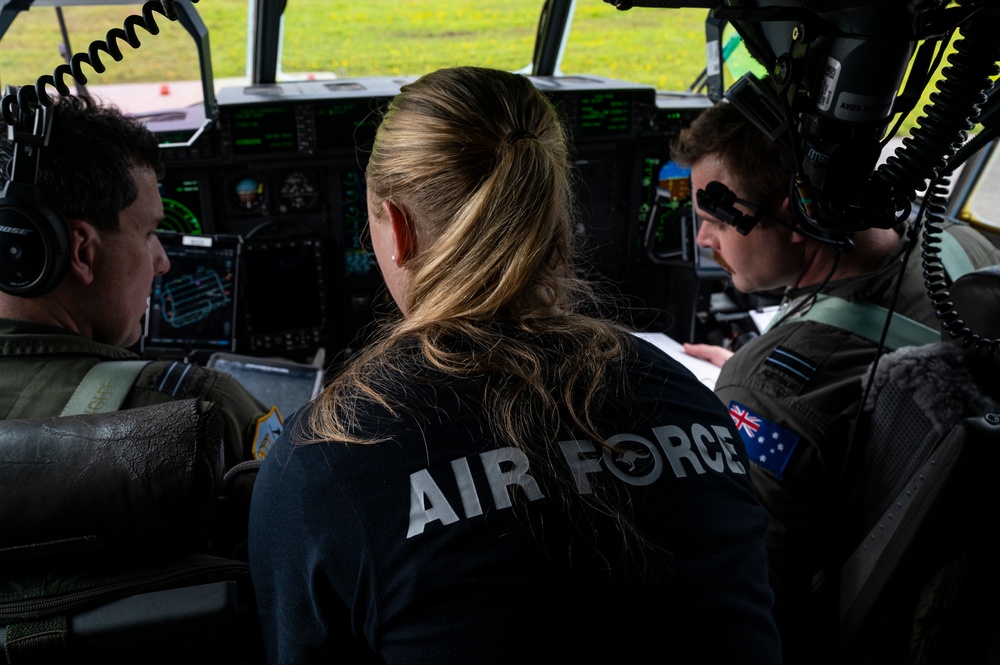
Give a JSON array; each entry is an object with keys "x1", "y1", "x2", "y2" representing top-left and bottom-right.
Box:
[
  {"x1": 873, "y1": 5, "x2": 1000, "y2": 359},
  {"x1": 876, "y1": 9, "x2": 1000, "y2": 206},
  {"x1": 0, "y1": 0, "x2": 196, "y2": 126}
]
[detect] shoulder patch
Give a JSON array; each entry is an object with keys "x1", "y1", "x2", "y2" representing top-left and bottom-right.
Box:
[
  {"x1": 763, "y1": 345, "x2": 817, "y2": 384},
  {"x1": 154, "y1": 361, "x2": 197, "y2": 397},
  {"x1": 252, "y1": 406, "x2": 284, "y2": 460},
  {"x1": 728, "y1": 401, "x2": 799, "y2": 479}
]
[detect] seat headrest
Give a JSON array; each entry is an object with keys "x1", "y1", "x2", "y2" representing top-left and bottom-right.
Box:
[{"x1": 942, "y1": 264, "x2": 1000, "y2": 344}]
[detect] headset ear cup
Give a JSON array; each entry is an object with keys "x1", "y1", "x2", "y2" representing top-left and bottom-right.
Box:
[
  {"x1": 0, "y1": 182, "x2": 70, "y2": 298},
  {"x1": 785, "y1": 175, "x2": 854, "y2": 252}
]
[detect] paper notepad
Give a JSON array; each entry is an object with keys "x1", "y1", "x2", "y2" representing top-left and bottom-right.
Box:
[{"x1": 632, "y1": 332, "x2": 722, "y2": 390}]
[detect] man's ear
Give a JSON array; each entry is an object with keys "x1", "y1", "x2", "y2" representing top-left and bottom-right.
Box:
[
  {"x1": 67, "y1": 219, "x2": 99, "y2": 285},
  {"x1": 381, "y1": 200, "x2": 415, "y2": 266},
  {"x1": 777, "y1": 197, "x2": 808, "y2": 244}
]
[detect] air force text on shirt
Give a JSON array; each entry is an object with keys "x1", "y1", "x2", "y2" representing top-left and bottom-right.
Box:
[{"x1": 408, "y1": 421, "x2": 747, "y2": 538}]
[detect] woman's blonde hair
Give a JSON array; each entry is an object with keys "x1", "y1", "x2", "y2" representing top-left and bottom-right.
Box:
[{"x1": 307, "y1": 66, "x2": 627, "y2": 454}]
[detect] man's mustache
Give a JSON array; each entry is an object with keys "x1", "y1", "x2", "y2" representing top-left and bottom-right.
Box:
[{"x1": 712, "y1": 250, "x2": 734, "y2": 274}]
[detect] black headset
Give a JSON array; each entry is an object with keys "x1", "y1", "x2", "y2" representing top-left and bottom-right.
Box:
[
  {"x1": 695, "y1": 179, "x2": 855, "y2": 252},
  {"x1": 0, "y1": 94, "x2": 70, "y2": 298}
]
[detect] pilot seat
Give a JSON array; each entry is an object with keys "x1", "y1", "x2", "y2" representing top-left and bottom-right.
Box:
[{"x1": 0, "y1": 399, "x2": 265, "y2": 665}]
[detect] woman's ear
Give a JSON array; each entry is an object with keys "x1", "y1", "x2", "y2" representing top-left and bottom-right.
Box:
[
  {"x1": 382, "y1": 200, "x2": 415, "y2": 266},
  {"x1": 67, "y1": 219, "x2": 98, "y2": 285}
]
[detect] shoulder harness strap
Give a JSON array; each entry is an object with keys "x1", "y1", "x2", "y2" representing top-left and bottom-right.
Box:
[
  {"x1": 60, "y1": 360, "x2": 152, "y2": 416},
  {"x1": 767, "y1": 228, "x2": 977, "y2": 350},
  {"x1": 783, "y1": 296, "x2": 938, "y2": 351},
  {"x1": 937, "y1": 228, "x2": 976, "y2": 282}
]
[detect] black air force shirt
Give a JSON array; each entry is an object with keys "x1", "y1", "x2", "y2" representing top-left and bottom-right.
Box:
[{"x1": 249, "y1": 334, "x2": 781, "y2": 664}]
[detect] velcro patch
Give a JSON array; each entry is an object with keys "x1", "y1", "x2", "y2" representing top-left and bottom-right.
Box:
[
  {"x1": 252, "y1": 406, "x2": 284, "y2": 460},
  {"x1": 728, "y1": 400, "x2": 799, "y2": 479},
  {"x1": 763, "y1": 346, "x2": 816, "y2": 384}
]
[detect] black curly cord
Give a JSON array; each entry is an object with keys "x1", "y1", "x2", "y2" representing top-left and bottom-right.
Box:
[
  {"x1": 879, "y1": 30, "x2": 952, "y2": 152},
  {"x1": 876, "y1": 11, "x2": 1000, "y2": 206},
  {"x1": 0, "y1": 0, "x2": 198, "y2": 126},
  {"x1": 921, "y1": 179, "x2": 999, "y2": 358},
  {"x1": 870, "y1": 6, "x2": 1000, "y2": 361}
]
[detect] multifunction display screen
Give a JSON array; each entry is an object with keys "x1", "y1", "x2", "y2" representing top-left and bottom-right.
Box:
[{"x1": 229, "y1": 105, "x2": 298, "y2": 156}]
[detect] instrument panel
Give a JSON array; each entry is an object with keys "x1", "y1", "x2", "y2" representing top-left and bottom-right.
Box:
[{"x1": 149, "y1": 75, "x2": 710, "y2": 364}]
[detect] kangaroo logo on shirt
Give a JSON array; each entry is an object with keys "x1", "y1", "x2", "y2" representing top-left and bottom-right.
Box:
[{"x1": 614, "y1": 446, "x2": 653, "y2": 474}]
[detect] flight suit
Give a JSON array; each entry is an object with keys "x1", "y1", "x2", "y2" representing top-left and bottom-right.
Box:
[
  {"x1": 713, "y1": 221, "x2": 1000, "y2": 662},
  {"x1": 0, "y1": 318, "x2": 276, "y2": 468}
]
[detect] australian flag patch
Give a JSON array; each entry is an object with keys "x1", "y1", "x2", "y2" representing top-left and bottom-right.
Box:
[{"x1": 728, "y1": 400, "x2": 799, "y2": 479}]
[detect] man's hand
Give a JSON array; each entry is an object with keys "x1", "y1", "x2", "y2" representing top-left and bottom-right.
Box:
[{"x1": 682, "y1": 343, "x2": 734, "y2": 368}]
